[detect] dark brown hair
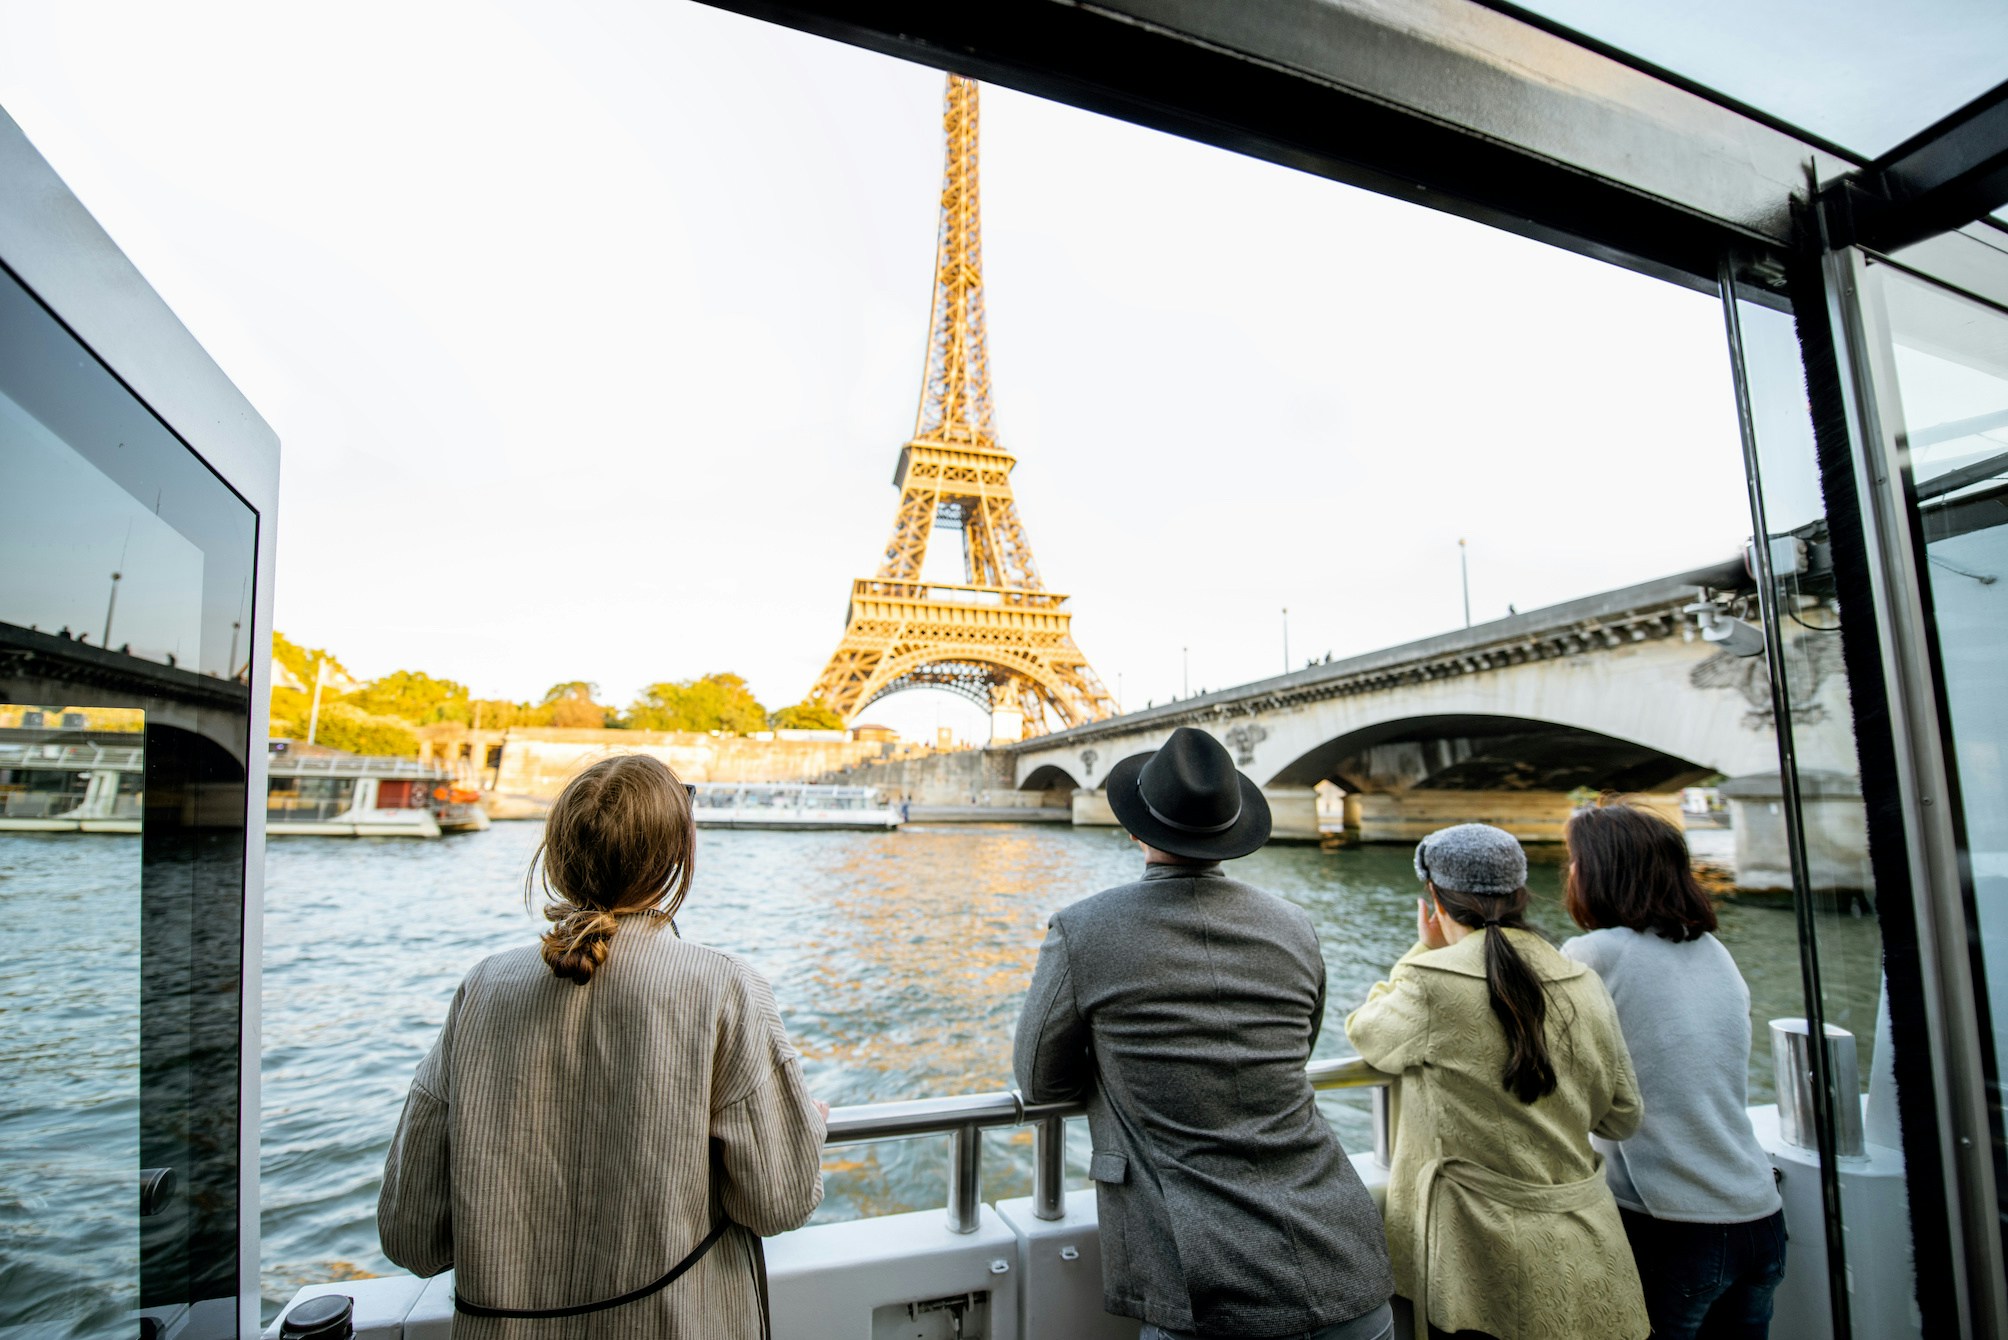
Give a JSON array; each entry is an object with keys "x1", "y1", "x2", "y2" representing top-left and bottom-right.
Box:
[
  {"x1": 527, "y1": 753, "x2": 696, "y2": 984},
  {"x1": 1564, "y1": 800, "x2": 1717, "y2": 943},
  {"x1": 1426, "y1": 877, "x2": 1557, "y2": 1105}
]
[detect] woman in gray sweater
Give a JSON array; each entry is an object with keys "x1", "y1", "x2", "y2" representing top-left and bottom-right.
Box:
[
  {"x1": 378, "y1": 754, "x2": 828, "y2": 1337},
  {"x1": 1560, "y1": 801, "x2": 1785, "y2": 1340}
]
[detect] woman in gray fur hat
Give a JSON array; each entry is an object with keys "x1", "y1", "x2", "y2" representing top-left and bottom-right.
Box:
[{"x1": 1346, "y1": 823, "x2": 1647, "y2": 1340}]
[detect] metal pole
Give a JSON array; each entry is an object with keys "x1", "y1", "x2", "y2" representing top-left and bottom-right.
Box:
[
  {"x1": 1182, "y1": 646, "x2": 1189, "y2": 698},
  {"x1": 1458, "y1": 539, "x2": 1471, "y2": 629},
  {"x1": 102, "y1": 571, "x2": 121, "y2": 647},
  {"x1": 1032, "y1": 1115, "x2": 1066, "y2": 1221},
  {"x1": 307, "y1": 660, "x2": 327, "y2": 745},
  {"x1": 1371, "y1": 1085, "x2": 1393, "y2": 1170},
  {"x1": 1282, "y1": 607, "x2": 1289, "y2": 672},
  {"x1": 946, "y1": 1124, "x2": 982, "y2": 1233}
]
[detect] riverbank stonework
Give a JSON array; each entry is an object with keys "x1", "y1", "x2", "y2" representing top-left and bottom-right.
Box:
[
  {"x1": 815, "y1": 747, "x2": 1060, "y2": 809},
  {"x1": 487, "y1": 728, "x2": 925, "y2": 802}
]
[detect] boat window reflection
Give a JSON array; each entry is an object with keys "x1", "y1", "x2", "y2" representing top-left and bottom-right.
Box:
[
  {"x1": 1867, "y1": 262, "x2": 2008, "y2": 1265},
  {"x1": 0, "y1": 263, "x2": 256, "y2": 1338},
  {"x1": 0, "y1": 267, "x2": 254, "y2": 681},
  {"x1": 0, "y1": 704, "x2": 144, "y2": 1335},
  {"x1": 1728, "y1": 275, "x2": 1917, "y2": 1338}
]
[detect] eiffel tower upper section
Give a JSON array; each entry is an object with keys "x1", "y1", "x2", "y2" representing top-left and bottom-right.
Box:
[{"x1": 809, "y1": 74, "x2": 1117, "y2": 737}]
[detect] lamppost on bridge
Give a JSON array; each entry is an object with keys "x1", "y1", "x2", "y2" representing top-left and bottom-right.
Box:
[
  {"x1": 1282, "y1": 607, "x2": 1290, "y2": 674},
  {"x1": 1459, "y1": 538, "x2": 1472, "y2": 629}
]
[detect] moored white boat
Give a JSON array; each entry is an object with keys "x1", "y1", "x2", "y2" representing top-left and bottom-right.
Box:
[
  {"x1": 0, "y1": 731, "x2": 144, "y2": 833},
  {"x1": 691, "y1": 782, "x2": 899, "y2": 830},
  {"x1": 266, "y1": 744, "x2": 479, "y2": 838}
]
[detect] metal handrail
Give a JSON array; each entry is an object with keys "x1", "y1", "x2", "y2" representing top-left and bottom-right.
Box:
[
  {"x1": 0, "y1": 743, "x2": 145, "y2": 770},
  {"x1": 823, "y1": 1055, "x2": 1395, "y2": 1233},
  {"x1": 268, "y1": 755, "x2": 443, "y2": 778}
]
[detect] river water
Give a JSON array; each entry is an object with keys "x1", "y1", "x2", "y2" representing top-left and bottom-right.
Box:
[{"x1": 0, "y1": 821, "x2": 1881, "y2": 1324}]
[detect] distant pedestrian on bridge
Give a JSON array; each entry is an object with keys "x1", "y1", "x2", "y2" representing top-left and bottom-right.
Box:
[
  {"x1": 1015, "y1": 726, "x2": 1396, "y2": 1340},
  {"x1": 1347, "y1": 823, "x2": 1648, "y2": 1340}
]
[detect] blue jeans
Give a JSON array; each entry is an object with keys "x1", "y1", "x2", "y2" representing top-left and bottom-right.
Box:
[
  {"x1": 1141, "y1": 1301, "x2": 1395, "y2": 1340},
  {"x1": 1620, "y1": 1206, "x2": 1787, "y2": 1340}
]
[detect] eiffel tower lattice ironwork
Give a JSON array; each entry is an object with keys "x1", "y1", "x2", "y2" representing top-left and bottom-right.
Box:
[{"x1": 808, "y1": 74, "x2": 1117, "y2": 739}]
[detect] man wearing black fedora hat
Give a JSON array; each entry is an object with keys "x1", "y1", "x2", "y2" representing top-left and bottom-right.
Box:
[{"x1": 1014, "y1": 727, "x2": 1394, "y2": 1340}]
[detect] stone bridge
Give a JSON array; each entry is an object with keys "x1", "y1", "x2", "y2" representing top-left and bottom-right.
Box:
[{"x1": 1007, "y1": 561, "x2": 1858, "y2": 844}]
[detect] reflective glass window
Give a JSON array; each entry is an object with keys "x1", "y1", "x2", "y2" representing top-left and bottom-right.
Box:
[
  {"x1": 0, "y1": 262, "x2": 257, "y2": 1338},
  {"x1": 1861, "y1": 260, "x2": 2008, "y2": 1264},
  {"x1": 1726, "y1": 270, "x2": 1921, "y2": 1338},
  {"x1": 1502, "y1": 0, "x2": 2008, "y2": 158}
]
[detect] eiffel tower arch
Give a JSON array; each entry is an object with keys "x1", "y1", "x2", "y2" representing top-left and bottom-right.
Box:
[{"x1": 808, "y1": 74, "x2": 1118, "y2": 740}]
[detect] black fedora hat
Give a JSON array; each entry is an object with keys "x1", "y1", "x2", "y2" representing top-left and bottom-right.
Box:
[{"x1": 1105, "y1": 726, "x2": 1271, "y2": 862}]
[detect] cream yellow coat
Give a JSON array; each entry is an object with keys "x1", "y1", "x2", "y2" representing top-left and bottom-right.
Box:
[{"x1": 1346, "y1": 930, "x2": 1648, "y2": 1340}]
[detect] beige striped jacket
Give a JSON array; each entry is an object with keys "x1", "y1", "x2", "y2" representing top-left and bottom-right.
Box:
[{"x1": 378, "y1": 912, "x2": 826, "y2": 1338}]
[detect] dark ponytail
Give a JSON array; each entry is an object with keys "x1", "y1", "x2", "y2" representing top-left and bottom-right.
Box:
[{"x1": 1431, "y1": 882, "x2": 1557, "y2": 1104}]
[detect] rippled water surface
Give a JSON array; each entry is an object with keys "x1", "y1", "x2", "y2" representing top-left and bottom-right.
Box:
[
  {"x1": 0, "y1": 821, "x2": 1883, "y2": 1324},
  {"x1": 0, "y1": 835, "x2": 140, "y2": 1335}
]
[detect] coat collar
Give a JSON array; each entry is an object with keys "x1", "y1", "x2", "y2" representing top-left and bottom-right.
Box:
[
  {"x1": 1141, "y1": 860, "x2": 1226, "y2": 883},
  {"x1": 1411, "y1": 926, "x2": 1584, "y2": 982}
]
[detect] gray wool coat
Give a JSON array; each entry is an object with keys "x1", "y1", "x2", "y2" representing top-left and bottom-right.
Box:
[
  {"x1": 378, "y1": 913, "x2": 826, "y2": 1339},
  {"x1": 1014, "y1": 863, "x2": 1394, "y2": 1337}
]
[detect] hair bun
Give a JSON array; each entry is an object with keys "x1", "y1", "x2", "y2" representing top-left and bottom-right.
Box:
[{"x1": 541, "y1": 902, "x2": 620, "y2": 984}]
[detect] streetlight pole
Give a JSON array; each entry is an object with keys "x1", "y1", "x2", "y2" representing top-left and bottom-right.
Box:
[
  {"x1": 103, "y1": 570, "x2": 122, "y2": 647},
  {"x1": 1459, "y1": 538, "x2": 1472, "y2": 629},
  {"x1": 1282, "y1": 607, "x2": 1290, "y2": 673},
  {"x1": 307, "y1": 659, "x2": 327, "y2": 745},
  {"x1": 1182, "y1": 646, "x2": 1189, "y2": 699}
]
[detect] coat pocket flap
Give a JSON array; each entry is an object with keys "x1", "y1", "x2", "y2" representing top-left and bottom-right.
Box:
[{"x1": 1088, "y1": 1151, "x2": 1128, "y2": 1184}]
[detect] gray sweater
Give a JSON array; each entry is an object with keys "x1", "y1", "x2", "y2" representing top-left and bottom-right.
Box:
[
  {"x1": 1562, "y1": 928, "x2": 1781, "y2": 1223},
  {"x1": 378, "y1": 914, "x2": 826, "y2": 1338}
]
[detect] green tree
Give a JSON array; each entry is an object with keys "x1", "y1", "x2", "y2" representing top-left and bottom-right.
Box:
[
  {"x1": 271, "y1": 631, "x2": 352, "y2": 687},
  {"x1": 626, "y1": 673, "x2": 768, "y2": 734},
  {"x1": 542, "y1": 681, "x2": 600, "y2": 705},
  {"x1": 770, "y1": 700, "x2": 846, "y2": 731},
  {"x1": 467, "y1": 698, "x2": 537, "y2": 730},
  {"x1": 351, "y1": 669, "x2": 472, "y2": 724},
  {"x1": 277, "y1": 702, "x2": 419, "y2": 757},
  {"x1": 539, "y1": 681, "x2": 610, "y2": 729}
]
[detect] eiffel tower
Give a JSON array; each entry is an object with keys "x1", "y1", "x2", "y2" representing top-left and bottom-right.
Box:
[{"x1": 809, "y1": 74, "x2": 1118, "y2": 740}]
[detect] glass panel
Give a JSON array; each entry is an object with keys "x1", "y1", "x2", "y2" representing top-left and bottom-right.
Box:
[
  {"x1": 0, "y1": 263, "x2": 257, "y2": 1336},
  {"x1": 0, "y1": 705, "x2": 144, "y2": 1334},
  {"x1": 1507, "y1": 0, "x2": 2008, "y2": 158},
  {"x1": 1863, "y1": 260, "x2": 2008, "y2": 1262},
  {"x1": 1728, "y1": 270, "x2": 1921, "y2": 1339}
]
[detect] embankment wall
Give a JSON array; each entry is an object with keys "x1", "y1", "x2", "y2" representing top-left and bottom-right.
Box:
[
  {"x1": 491, "y1": 728, "x2": 912, "y2": 800},
  {"x1": 821, "y1": 748, "x2": 1067, "y2": 808}
]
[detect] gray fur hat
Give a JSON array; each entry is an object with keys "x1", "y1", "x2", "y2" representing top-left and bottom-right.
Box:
[{"x1": 1414, "y1": 823, "x2": 1528, "y2": 894}]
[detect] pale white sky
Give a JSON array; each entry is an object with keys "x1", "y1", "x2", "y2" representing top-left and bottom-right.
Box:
[{"x1": 0, "y1": 0, "x2": 1753, "y2": 741}]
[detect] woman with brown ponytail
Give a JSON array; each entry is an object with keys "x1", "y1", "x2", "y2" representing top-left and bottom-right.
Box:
[
  {"x1": 377, "y1": 754, "x2": 827, "y2": 1338},
  {"x1": 1346, "y1": 823, "x2": 1647, "y2": 1340}
]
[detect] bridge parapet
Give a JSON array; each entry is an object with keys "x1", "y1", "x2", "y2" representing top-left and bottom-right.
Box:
[
  {"x1": 1010, "y1": 560, "x2": 1748, "y2": 759},
  {"x1": 1008, "y1": 560, "x2": 1862, "y2": 864}
]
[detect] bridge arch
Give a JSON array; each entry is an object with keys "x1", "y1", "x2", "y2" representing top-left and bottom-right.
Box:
[
  {"x1": 1265, "y1": 712, "x2": 1715, "y2": 795},
  {"x1": 854, "y1": 647, "x2": 1081, "y2": 724},
  {"x1": 1019, "y1": 762, "x2": 1082, "y2": 792}
]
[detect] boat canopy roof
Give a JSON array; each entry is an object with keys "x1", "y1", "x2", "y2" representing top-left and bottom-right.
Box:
[{"x1": 702, "y1": 0, "x2": 2008, "y2": 291}]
